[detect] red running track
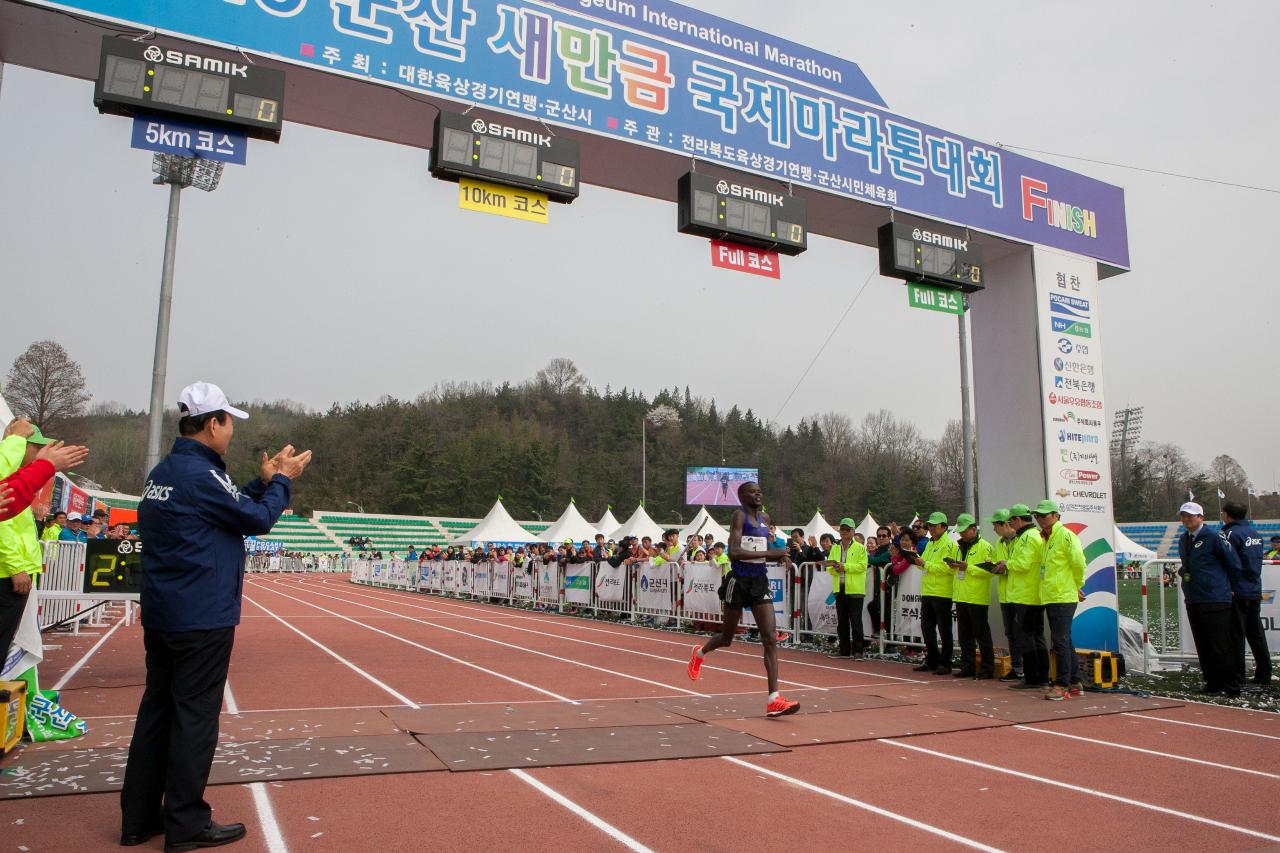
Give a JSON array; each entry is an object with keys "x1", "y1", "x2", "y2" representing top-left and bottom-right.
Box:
[{"x1": 4, "y1": 573, "x2": 1279, "y2": 853}]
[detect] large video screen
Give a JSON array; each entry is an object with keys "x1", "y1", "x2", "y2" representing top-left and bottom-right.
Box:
[{"x1": 685, "y1": 466, "x2": 759, "y2": 507}]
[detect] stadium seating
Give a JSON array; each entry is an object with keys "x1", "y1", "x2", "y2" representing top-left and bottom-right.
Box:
[{"x1": 1118, "y1": 519, "x2": 1280, "y2": 559}]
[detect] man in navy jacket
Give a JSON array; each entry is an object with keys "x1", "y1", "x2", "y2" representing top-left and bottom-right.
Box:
[
  {"x1": 120, "y1": 382, "x2": 311, "y2": 852},
  {"x1": 1176, "y1": 501, "x2": 1242, "y2": 696},
  {"x1": 1220, "y1": 502, "x2": 1271, "y2": 686}
]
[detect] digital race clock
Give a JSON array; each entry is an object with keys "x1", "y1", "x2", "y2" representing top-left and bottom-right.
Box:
[
  {"x1": 677, "y1": 171, "x2": 807, "y2": 255},
  {"x1": 81, "y1": 539, "x2": 143, "y2": 598},
  {"x1": 94, "y1": 37, "x2": 285, "y2": 142},
  {"x1": 430, "y1": 110, "x2": 581, "y2": 203},
  {"x1": 877, "y1": 220, "x2": 984, "y2": 292}
]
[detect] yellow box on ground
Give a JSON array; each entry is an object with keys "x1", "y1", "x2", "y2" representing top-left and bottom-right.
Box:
[
  {"x1": 1, "y1": 680, "x2": 27, "y2": 755},
  {"x1": 458, "y1": 177, "x2": 549, "y2": 224}
]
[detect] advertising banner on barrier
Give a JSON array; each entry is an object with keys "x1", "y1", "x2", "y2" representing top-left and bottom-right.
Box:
[
  {"x1": 565, "y1": 563, "x2": 592, "y2": 605},
  {"x1": 594, "y1": 562, "x2": 627, "y2": 603},
  {"x1": 371, "y1": 561, "x2": 385, "y2": 583},
  {"x1": 895, "y1": 566, "x2": 923, "y2": 638},
  {"x1": 350, "y1": 560, "x2": 370, "y2": 583},
  {"x1": 681, "y1": 563, "x2": 721, "y2": 615},
  {"x1": 740, "y1": 564, "x2": 787, "y2": 628},
  {"x1": 417, "y1": 563, "x2": 431, "y2": 591},
  {"x1": 537, "y1": 563, "x2": 558, "y2": 601},
  {"x1": 492, "y1": 562, "x2": 511, "y2": 597},
  {"x1": 806, "y1": 570, "x2": 837, "y2": 635},
  {"x1": 471, "y1": 562, "x2": 491, "y2": 596},
  {"x1": 637, "y1": 563, "x2": 674, "y2": 612},
  {"x1": 514, "y1": 566, "x2": 534, "y2": 599}
]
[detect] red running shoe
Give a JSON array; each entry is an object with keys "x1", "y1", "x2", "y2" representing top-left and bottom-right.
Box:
[
  {"x1": 688, "y1": 645, "x2": 704, "y2": 681},
  {"x1": 766, "y1": 695, "x2": 800, "y2": 717}
]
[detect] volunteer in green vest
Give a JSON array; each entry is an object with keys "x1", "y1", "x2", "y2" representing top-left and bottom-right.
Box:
[
  {"x1": 988, "y1": 509, "x2": 1023, "y2": 682},
  {"x1": 948, "y1": 514, "x2": 997, "y2": 679},
  {"x1": 1034, "y1": 499, "x2": 1087, "y2": 700},
  {"x1": 824, "y1": 517, "x2": 869, "y2": 658},
  {"x1": 711, "y1": 542, "x2": 730, "y2": 575},
  {"x1": 996, "y1": 504, "x2": 1049, "y2": 689},
  {"x1": 908, "y1": 511, "x2": 959, "y2": 675},
  {"x1": 41, "y1": 510, "x2": 65, "y2": 543},
  {"x1": 0, "y1": 423, "x2": 55, "y2": 661}
]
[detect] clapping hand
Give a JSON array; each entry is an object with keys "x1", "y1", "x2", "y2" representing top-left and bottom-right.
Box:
[
  {"x1": 260, "y1": 445, "x2": 314, "y2": 483},
  {"x1": 36, "y1": 441, "x2": 90, "y2": 472},
  {"x1": 3, "y1": 417, "x2": 33, "y2": 439}
]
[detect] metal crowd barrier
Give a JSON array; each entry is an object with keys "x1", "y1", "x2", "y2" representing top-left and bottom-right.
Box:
[
  {"x1": 345, "y1": 558, "x2": 942, "y2": 654},
  {"x1": 35, "y1": 541, "x2": 125, "y2": 631},
  {"x1": 245, "y1": 554, "x2": 346, "y2": 573}
]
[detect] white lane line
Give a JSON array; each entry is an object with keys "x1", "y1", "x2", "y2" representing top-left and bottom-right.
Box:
[
  {"x1": 320, "y1": 577, "x2": 926, "y2": 684},
  {"x1": 1013, "y1": 724, "x2": 1280, "y2": 779},
  {"x1": 721, "y1": 756, "x2": 1004, "y2": 852},
  {"x1": 879, "y1": 739, "x2": 1280, "y2": 843},
  {"x1": 267, "y1": 580, "x2": 705, "y2": 700},
  {"x1": 224, "y1": 681, "x2": 289, "y2": 853},
  {"x1": 321, "y1": 577, "x2": 823, "y2": 691},
  {"x1": 50, "y1": 611, "x2": 128, "y2": 691},
  {"x1": 243, "y1": 595, "x2": 421, "y2": 708},
  {"x1": 249, "y1": 584, "x2": 578, "y2": 704},
  {"x1": 1121, "y1": 712, "x2": 1280, "y2": 741},
  {"x1": 509, "y1": 769, "x2": 654, "y2": 852}
]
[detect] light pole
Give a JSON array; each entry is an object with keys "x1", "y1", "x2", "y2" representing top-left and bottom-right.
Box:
[
  {"x1": 142, "y1": 154, "x2": 225, "y2": 477},
  {"x1": 957, "y1": 297, "x2": 975, "y2": 515},
  {"x1": 345, "y1": 501, "x2": 365, "y2": 513},
  {"x1": 670, "y1": 510, "x2": 684, "y2": 525}
]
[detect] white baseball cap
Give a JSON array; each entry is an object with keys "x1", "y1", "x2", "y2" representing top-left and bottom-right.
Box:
[
  {"x1": 1178, "y1": 501, "x2": 1204, "y2": 516},
  {"x1": 177, "y1": 381, "x2": 249, "y2": 420}
]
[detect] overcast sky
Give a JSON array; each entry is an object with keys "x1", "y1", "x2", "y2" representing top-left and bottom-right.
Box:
[{"x1": 1, "y1": 1, "x2": 1277, "y2": 489}]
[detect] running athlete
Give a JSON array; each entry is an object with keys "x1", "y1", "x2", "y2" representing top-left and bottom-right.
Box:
[
  {"x1": 720, "y1": 471, "x2": 731, "y2": 500},
  {"x1": 687, "y1": 481, "x2": 799, "y2": 717}
]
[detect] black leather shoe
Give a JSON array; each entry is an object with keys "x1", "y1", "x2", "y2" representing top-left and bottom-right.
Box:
[
  {"x1": 975, "y1": 673, "x2": 995, "y2": 680},
  {"x1": 165, "y1": 821, "x2": 247, "y2": 852},
  {"x1": 120, "y1": 825, "x2": 163, "y2": 846},
  {"x1": 932, "y1": 667, "x2": 953, "y2": 676},
  {"x1": 953, "y1": 670, "x2": 976, "y2": 678}
]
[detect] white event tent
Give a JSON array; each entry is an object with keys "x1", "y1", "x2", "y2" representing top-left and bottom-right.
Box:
[
  {"x1": 610, "y1": 504, "x2": 664, "y2": 542},
  {"x1": 540, "y1": 500, "x2": 603, "y2": 544},
  {"x1": 451, "y1": 499, "x2": 540, "y2": 545},
  {"x1": 596, "y1": 507, "x2": 620, "y2": 537},
  {"x1": 797, "y1": 510, "x2": 838, "y2": 542},
  {"x1": 1114, "y1": 527, "x2": 1156, "y2": 563},
  {"x1": 855, "y1": 513, "x2": 880, "y2": 540},
  {"x1": 679, "y1": 507, "x2": 729, "y2": 545}
]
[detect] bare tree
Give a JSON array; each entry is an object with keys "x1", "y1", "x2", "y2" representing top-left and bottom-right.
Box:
[
  {"x1": 1209, "y1": 453, "x2": 1250, "y2": 499},
  {"x1": 4, "y1": 340, "x2": 91, "y2": 432},
  {"x1": 816, "y1": 411, "x2": 856, "y2": 459},
  {"x1": 534, "y1": 358, "x2": 588, "y2": 395}
]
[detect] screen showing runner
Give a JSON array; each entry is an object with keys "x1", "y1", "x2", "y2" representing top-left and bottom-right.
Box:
[{"x1": 685, "y1": 466, "x2": 759, "y2": 507}]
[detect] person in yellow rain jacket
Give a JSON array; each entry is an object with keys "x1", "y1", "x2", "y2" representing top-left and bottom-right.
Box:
[
  {"x1": 711, "y1": 542, "x2": 731, "y2": 575},
  {"x1": 988, "y1": 509, "x2": 1023, "y2": 682},
  {"x1": 824, "y1": 518, "x2": 869, "y2": 658},
  {"x1": 1034, "y1": 500, "x2": 1087, "y2": 701},
  {"x1": 908, "y1": 512, "x2": 959, "y2": 675},
  {"x1": 997, "y1": 504, "x2": 1049, "y2": 689},
  {"x1": 949, "y1": 513, "x2": 998, "y2": 679}
]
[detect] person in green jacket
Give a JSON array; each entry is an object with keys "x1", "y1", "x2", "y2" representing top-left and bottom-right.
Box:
[
  {"x1": 949, "y1": 513, "x2": 997, "y2": 679},
  {"x1": 0, "y1": 422, "x2": 56, "y2": 659},
  {"x1": 40, "y1": 511, "x2": 65, "y2": 543},
  {"x1": 988, "y1": 509, "x2": 1023, "y2": 682},
  {"x1": 996, "y1": 504, "x2": 1049, "y2": 689},
  {"x1": 908, "y1": 511, "x2": 959, "y2": 675},
  {"x1": 824, "y1": 517, "x2": 869, "y2": 658},
  {"x1": 1034, "y1": 500, "x2": 1087, "y2": 700}
]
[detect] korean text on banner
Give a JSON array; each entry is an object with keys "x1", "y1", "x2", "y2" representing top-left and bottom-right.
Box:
[
  {"x1": 806, "y1": 570, "x2": 837, "y2": 635},
  {"x1": 636, "y1": 563, "x2": 674, "y2": 612},
  {"x1": 491, "y1": 562, "x2": 511, "y2": 597},
  {"x1": 594, "y1": 562, "x2": 627, "y2": 603},
  {"x1": 537, "y1": 564, "x2": 558, "y2": 600},
  {"x1": 513, "y1": 566, "x2": 534, "y2": 599},
  {"x1": 564, "y1": 563, "x2": 592, "y2": 605},
  {"x1": 681, "y1": 563, "x2": 721, "y2": 614}
]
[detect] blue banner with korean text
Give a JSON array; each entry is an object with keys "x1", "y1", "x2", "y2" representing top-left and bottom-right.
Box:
[
  {"x1": 44, "y1": 0, "x2": 1128, "y2": 267},
  {"x1": 129, "y1": 115, "x2": 249, "y2": 164}
]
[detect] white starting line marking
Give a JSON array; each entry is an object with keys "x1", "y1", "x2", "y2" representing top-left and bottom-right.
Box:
[
  {"x1": 879, "y1": 739, "x2": 1280, "y2": 843},
  {"x1": 721, "y1": 756, "x2": 1005, "y2": 852},
  {"x1": 50, "y1": 612, "x2": 128, "y2": 691},
  {"x1": 509, "y1": 769, "x2": 655, "y2": 853},
  {"x1": 250, "y1": 584, "x2": 579, "y2": 703},
  {"x1": 224, "y1": 681, "x2": 289, "y2": 853},
  {"x1": 1120, "y1": 712, "x2": 1280, "y2": 741},
  {"x1": 1013, "y1": 724, "x2": 1280, "y2": 779},
  {"x1": 266, "y1": 580, "x2": 703, "y2": 701}
]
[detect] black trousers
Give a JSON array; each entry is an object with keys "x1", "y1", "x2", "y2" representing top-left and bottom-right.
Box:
[
  {"x1": 1186, "y1": 602, "x2": 1240, "y2": 692},
  {"x1": 834, "y1": 592, "x2": 865, "y2": 655},
  {"x1": 121, "y1": 627, "x2": 236, "y2": 841},
  {"x1": 1014, "y1": 604, "x2": 1049, "y2": 685},
  {"x1": 955, "y1": 602, "x2": 994, "y2": 676},
  {"x1": 920, "y1": 595, "x2": 953, "y2": 669},
  {"x1": 1045, "y1": 602, "x2": 1080, "y2": 687},
  {"x1": 1230, "y1": 597, "x2": 1272, "y2": 682},
  {"x1": 0, "y1": 578, "x2": 30, "y2": 665},
  {"x1": 999, "y1": 602, "x2": 1023, "y2": 671}
]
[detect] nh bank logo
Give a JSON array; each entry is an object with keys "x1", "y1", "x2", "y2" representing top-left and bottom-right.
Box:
[
  {"x1": 1022, "y1": 177, "x2": 1097, "y2": 238},
  {"x1": 1052, "y1": 316, "x2": 1093, "y2": 338}
]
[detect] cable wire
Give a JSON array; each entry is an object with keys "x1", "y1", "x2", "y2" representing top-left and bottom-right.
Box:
[
  {"x1": 769, "y1": 262, "x2": 879, "y2": 426},
  {"x1": 997, "y1": 142, "x2": 1280, "y2": 195}
]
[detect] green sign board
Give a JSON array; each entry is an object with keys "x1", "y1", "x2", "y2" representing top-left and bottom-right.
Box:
[{"x1": 906, "y1": 283, "x2": 965, "y2": 315}]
